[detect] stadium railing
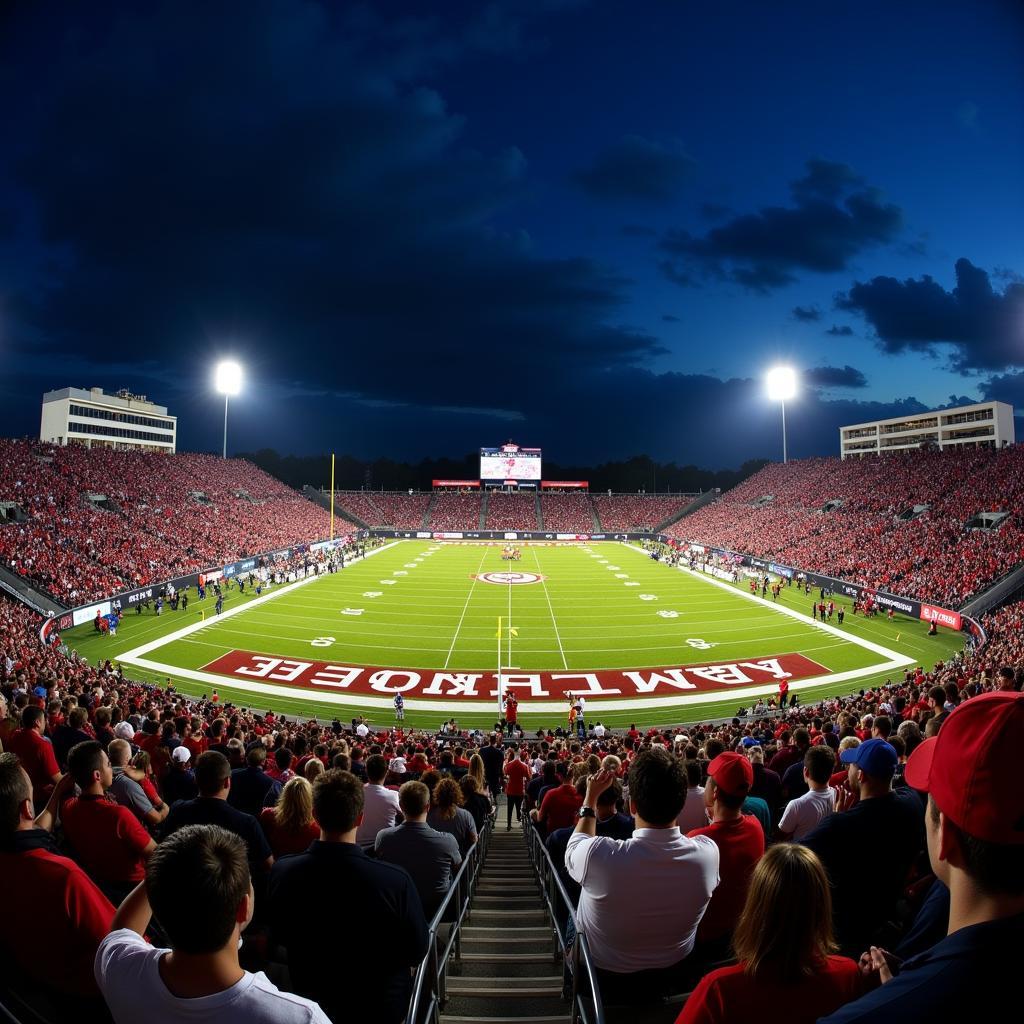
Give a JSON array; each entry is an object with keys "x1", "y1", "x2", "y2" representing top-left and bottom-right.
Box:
[
  {"x1": 524, "y1": 823, "x2": 605, "y2": 1024},
  {"x1": 407, "y1": 810, "x2": 496, "y2": 1024}
]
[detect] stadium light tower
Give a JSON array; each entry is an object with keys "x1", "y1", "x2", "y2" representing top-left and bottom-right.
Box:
[
  {"x1": 766, "y1": 366, "x2": 797, "y2": 463},
  {"x1": 214, "y1": 360, "x2": 242, "y2": 459}
]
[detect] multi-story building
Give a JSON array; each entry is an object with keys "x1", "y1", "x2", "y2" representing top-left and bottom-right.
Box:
[
  {"x1": 40, "y1": 387, "x2": 177, "y2": 453},
  {"x1": 839, "y1": 400, "x2": 1014, "y2": 459}
]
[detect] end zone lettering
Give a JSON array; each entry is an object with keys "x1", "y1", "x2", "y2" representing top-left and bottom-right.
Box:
[{"x1": 200, "y1": 650, "x2": 829, "y2": 699}]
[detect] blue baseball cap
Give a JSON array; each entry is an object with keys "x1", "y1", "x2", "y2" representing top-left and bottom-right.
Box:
[{"x1": 840, "y1": 737, "x2": 898, "y2": 779}]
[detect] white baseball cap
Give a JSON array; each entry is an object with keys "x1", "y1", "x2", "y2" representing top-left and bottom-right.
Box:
[{"x1": 171, "y1": 746, "x2": 192, "y2": 764}]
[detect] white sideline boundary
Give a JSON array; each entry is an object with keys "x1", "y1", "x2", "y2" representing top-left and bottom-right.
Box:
[
  {"x1": 116, "y1": 541, "x2": 401, "y2": 662},
  {"x1": 112, "y1": 539, "x2": 915, "y2": 715}
]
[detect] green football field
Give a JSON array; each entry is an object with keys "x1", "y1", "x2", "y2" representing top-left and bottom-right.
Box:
[{"x1": 64, "y1": 540, "x2": 964, "y2": 729}]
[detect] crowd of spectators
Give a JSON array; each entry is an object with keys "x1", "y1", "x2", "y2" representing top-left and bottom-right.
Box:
[
  {"x1": 594, "y1": 494, "x2": 692, "y2": 531},
  {"x1": 670, "y1": 448, "x2": 1024, "y2": 608},
  {"x1": 332, "y1": 491, "x2": 430, "y2": 529},
  {"x1": 0, "y1": 440, "x2": 334, "y2": 605},
  {"x1": 1, "y1": 497, "x2": 1023, "y2": 1021},
  {"x1": 540, "y1": 492, "x2": 595, "y2": 532},
  {"x1": 428, "y1": 492, "x2": 482, "y2": 530},
  {"x1": 485, "y1": 492, "x2": 538, "y2": 530}
]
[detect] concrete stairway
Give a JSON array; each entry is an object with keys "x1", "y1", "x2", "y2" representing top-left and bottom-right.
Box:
[{"x1": 442, "y1": 817, "x2": 568, "y2": 1024}]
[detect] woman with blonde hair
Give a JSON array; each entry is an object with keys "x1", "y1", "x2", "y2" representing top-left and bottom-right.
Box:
[
  {"x1": 676, "y1": 844, "x2": 862, "y2": 1024},
  {"x1": 427, "y1": 777, "x2": 478, "y2": 856},
  {"x1": 260, "y1": 776, "x2": 320, "y2": 857},
  {"x1": 468, "y1": 753, "x2": 489, "y2": 800}
]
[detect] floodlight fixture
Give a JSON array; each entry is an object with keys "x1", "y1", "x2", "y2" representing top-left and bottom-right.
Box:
[
  {"x1": 766, "y1": 366, "x2": 797, "y2": 463},
  {"x1": 215, "y1": 360, "x2": 243, "y2": 396},
  {"x1": 214, "y1": 360, "x2": 243, "y2": 458}
]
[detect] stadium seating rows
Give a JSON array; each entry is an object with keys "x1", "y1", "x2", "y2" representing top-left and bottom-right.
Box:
[
  {"x1": 0, "y1": 440, "x2": 332, "y2": 605},
  {"x1": 333, "y1": 491, "x2": 430, "y2": 529},
  {"x1": 670, "y1": 448, "x2": 1024, "y2": 608},
  {"x1": 485, "y1": 492, "x2": 537, "y2": 530},
  {"x1": 593, "y1": 494, "x2": 691, "y2": 531},
  {"x1": 540, "y1": 491, "x2": 594, "y2": 532}
]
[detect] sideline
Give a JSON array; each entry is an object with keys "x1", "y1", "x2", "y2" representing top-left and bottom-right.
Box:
[
  {"x1": 115, "y1": 541, "x2": 401, "y2": 663},
  {"x1": 115, "y1": 540, "x2": 915, "y2": 715}
]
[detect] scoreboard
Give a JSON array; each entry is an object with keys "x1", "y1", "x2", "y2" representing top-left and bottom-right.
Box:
[{"x1": 479, "y1": 443, "x2": 542, "y2": 483}]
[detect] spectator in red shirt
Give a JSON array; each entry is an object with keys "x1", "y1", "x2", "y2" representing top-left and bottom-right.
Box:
[
  {"x1": 687, "y1": 752, "x2": 765, "y2": 958},
  {"x1": 6, "y1": 705, "x2": 61, "y2": 806},
  {"x1": 61, "y1": 740, "x2": 156, "y2": 904},
  {"x1": 531, "y1": 766, "x2": 584, "y2": 836},
  {"x1": 0, "y1": 754, "x2": 115, "y2": 1002},
  {"x1": 260, "y1": 777, "x2": 321, "y2": 858},
  {"x1": 503, "y1": 749, "x2": 532, "y2": 830},
  {"x1": 677, "y1": 844, "x2": 862, "y2": 1024}
]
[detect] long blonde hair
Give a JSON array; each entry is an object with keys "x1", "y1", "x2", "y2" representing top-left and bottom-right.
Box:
[
  {"x1": 732, "y1": 844, "x2": 837, "y2": 982},
  {"x1": 274, "y1": 776, "x2": 315, "y2": 832},
  {"x1": 468, "y1": 753, "x2": 486, "y2": 792}
]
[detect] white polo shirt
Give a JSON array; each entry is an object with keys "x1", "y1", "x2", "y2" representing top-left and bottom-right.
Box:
[{"x1": 565, "y1": 827, "x2": 719, "y2": 973}]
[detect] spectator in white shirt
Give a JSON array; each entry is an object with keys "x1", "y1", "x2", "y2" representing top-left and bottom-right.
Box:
[
  {"x1": 95, "y1": 824, "x2": 329, "y2": 1023},
  {"x1": 356, "y1": 754, "x2": 401, "y2": 848},
  {"x1": 676, "y1": 758, "x2": 708, "y2": 833},
  {"x1": 593, "y1": 722, "x2": 606, "y2": 739},
  {"x1": 778, "y1": 746, "x2": 837, "y2": 842},
  {"x1": 565, "y1": 748, "x2": 719, "y2": 1003}
]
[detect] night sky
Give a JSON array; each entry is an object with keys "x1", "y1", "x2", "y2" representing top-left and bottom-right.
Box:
[{"x1": 1, "y1": 1, "x2": 1022, "y2": 468}]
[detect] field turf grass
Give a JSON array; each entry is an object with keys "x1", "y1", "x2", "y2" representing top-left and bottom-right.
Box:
[{"x1": 64, "y1": 540, "x2": 964, "y2": 730}]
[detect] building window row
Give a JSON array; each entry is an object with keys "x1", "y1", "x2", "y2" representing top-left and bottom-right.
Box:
[
  {"x1": 880, "y1": 417, "x2": 938, "y2": 434},
  {"x1": 67, "y1": 420, "x2": 176, "y2": 444},
  {"x1": 68, "y1": 403, "x2": 175, "y2": 432},
  {"x1": 942, "y1": 409, "x2": 993, "y2": 425}
]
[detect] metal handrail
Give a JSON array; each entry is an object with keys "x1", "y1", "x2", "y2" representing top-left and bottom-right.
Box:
[
  {"x1": 524, "y1": 824, "x2": 606, "y2": 1024},
  {"x1": 407, "y1": 811, "x2": 496, "y2": 1024}
]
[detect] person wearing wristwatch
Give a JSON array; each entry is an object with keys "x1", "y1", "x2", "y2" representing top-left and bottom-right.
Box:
[{"x1": 563, "y1": 751, "x2": 720, "y2": 1004}]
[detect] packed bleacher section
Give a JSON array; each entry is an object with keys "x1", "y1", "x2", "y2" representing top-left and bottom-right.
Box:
[
  {"x1": 333, "y1": 491, "x2": 429, "y2": 528},
  {"x1": 484, "y1": 491, "x2": 537, "y2": 530},
  {"x1": 1, "y1": 573, "x2": 1021, "y2": 1021},
  {"x1": 540, "y1": 491, "x2": 594, "y2": 532},
  {"x1": 428, "y1": 492, "x2": 482, "y2": 530},
  {"x1": 1, "y1": 569, "x2": 1022, "y2": 1021},
  {"x1": 594, "y1": 494, "x2": 692, "y2": 531},
  {"x1": 669, "y1": 447, "x2": 1024, "y2": 608},
  {"x1": 0, "y1": 440, "x2": 332, "y2": 606}
]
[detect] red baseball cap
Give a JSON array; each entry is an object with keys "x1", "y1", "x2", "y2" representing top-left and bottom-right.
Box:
[
  {"x1": 905, "y1": 691, "x2": 1024, "y2": 845},
  {"x1": 708, "y1": 752, "x2": 753, "y2": 798}
]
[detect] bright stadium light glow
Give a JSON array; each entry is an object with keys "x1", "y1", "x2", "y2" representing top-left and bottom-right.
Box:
[
  {"x1": 766, "y1": 365, "x2": 797, "y2": 402},
  {"x1": 214, "y1": 360, "x2": 243, "y2": 458},
  {"x1": 766, "y1": 366, "x2": 797, "y2": 463},
  {"x1": 215, "y1": 360, "x2": 243, "y2": 396}
]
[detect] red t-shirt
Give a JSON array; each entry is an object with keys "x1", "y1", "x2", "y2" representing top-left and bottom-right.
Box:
[
  {"x1": 504, "y1": 759, "x2": 531, "y2": 797},
  {"x1": 0, "y1": 843, "x2": 115, "y2": 995},
  {"x1": 259, "y1": 808, "x2": 321, "y2": 858},
  {"x1": 676, "y1": 956, "x2": 863, "y2": 1024},
  {"x1": 61, "y1": 795, "x2": 152, "y2": 884},
  {"x1": 7, "y1": 728, "x2": 59, "y2": 800},
  {"x1": 687, "y1": 815, "x2": 765, "y2": 942},
  {"x1": 538, "y1": 783, "x2": 583, "y2": 832},
  {"x1": 504, "y1": 699, "x2": 518, "y2": 723}
]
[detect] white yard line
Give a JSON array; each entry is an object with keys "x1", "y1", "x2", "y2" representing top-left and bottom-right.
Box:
[
  {"x1": 617, "y1": 541, "x2": 914, "y2": 666},
  {"x1": 533, "y1": 547, "x2": 568, "y2": 669},
  {"x1": 442, "y1": 547, "x2": 490, "y2": 669},
  {"x1": 115, "y1": 542, "x2": 401, "y2": 663}
]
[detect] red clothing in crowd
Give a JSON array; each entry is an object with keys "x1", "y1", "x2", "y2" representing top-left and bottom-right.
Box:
[
  {"x1": 0, "y1": 841, "x2": 116, "y2": 995},
  {"x1": 6, "y1": 728, "x2": 59, "y2": 802},
  {"x1": 61, "y1": 795, "x2": 152, "y2": 884},
  {"x1": 259, "y1": 808, "x2": 321, "y2": 858},
  {"x1": 538, "y1": 783, "x2": 583, "y2": 832},
  {"x1": 687, "y1": 815, "x2": 765, "y2": 942},
  {"x1": 676, "y1": 956, "x2": 863, "y2": 1024},
  {"x1": 503, "y1": 758, "x2": 531, "y2": 797}
]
